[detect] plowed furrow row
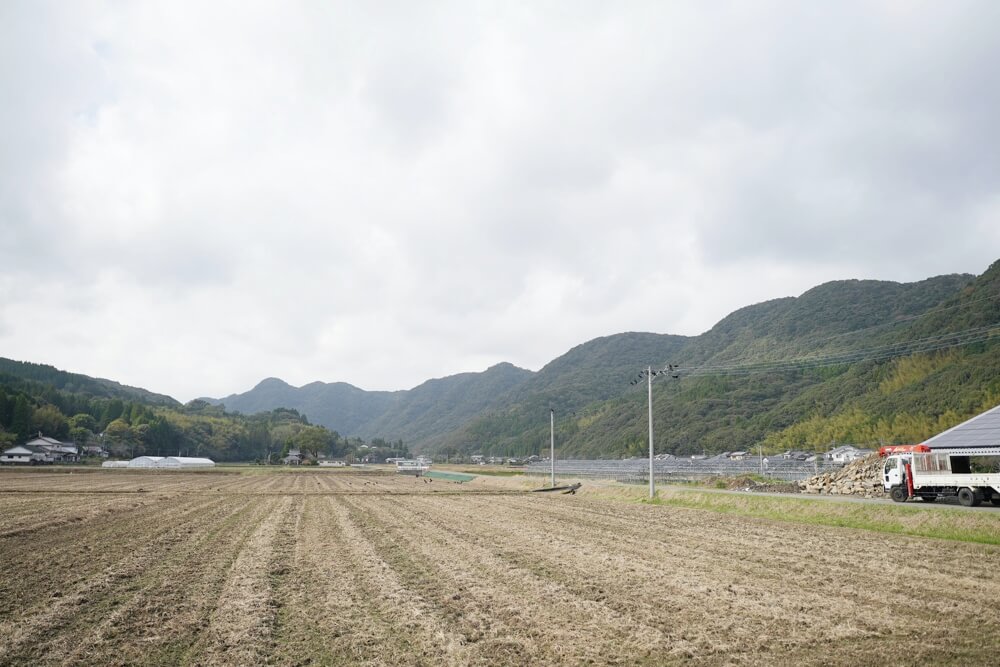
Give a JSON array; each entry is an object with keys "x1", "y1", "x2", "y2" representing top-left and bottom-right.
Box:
[
  {"x1": 354, "y1": 495, "x2": 680, "y2": 664},
  {"x1": 182, "y1": 495, "x2": 298, "y2": 666},
  {"x1": 473, "y1": 498, "x2": 1000, "y2": 660},
  {"x1": 0, "y1": 495, "x2": 243, "y2": 663},
  {"x1": 319, "y1": 495, "x2": 469, "y2": 666},
  {"x1": 0, "y1": 495, "x2": 231, "y2": 623},
  {"x1": 504, "y1": 496, "x2": 1000, "y2": 610},
  {"x1": 30, "y1": 497, "x2": 276, "y2": 665},
  {"x1": 398, "y1": 495, "x2": 802, "y2": 660},
  {"x1": 411, "y1": 495, "x2": 1000, "y2": 663}
]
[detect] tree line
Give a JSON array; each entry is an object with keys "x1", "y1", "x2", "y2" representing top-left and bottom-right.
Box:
[{"x1": 0, "y1": 382, "x2": 409, "y2": 463}]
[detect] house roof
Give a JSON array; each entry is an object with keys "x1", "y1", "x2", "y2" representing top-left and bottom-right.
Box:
[
  {"x1": 925, "y1": 402, "x2": 1000, "y2": 449},
  {"x1": 26, "y1": 436, "x2": 65, "y2": 447},
  {"x1": 3, "y1": 445, "x2": 46, "y2": 454},
  {"x1": 25, "y1": 436, "x2": 77, "y2": 454}
]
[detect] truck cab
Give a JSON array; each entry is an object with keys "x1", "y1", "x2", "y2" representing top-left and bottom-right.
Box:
[{"x1": 882, "y1": 454, "x2": 909, "y2": 501}]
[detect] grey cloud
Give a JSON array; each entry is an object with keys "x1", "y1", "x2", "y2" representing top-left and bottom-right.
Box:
[{"x1": 1, "y1": 2, "x2": 998, "y2": 400}]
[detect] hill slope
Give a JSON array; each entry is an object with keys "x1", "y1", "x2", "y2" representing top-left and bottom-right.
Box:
[
  {"x1": 0, "y1": 358, "x2": 179, "y2": 406},
  {"x1": 210, "y1": 378, "x2": 396, "y2": 436},
  {"x1": 358, "y1": 362, "x2": 534, "y2": 448},
  {"x1": 206, "y1": 262, "x2": 999, "y2": 459}
]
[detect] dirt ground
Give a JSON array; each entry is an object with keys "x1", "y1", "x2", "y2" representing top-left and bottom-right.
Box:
[{"x1": 1, "y1": 468, "x2": 998, "y2": 665}]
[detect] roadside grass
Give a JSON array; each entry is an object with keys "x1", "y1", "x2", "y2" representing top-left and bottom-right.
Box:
[
  {"x1": 629, "y1": 487, "x2": 1000, "y2": 546},
  {"x1": 547, "y1": 477, "x2": 1000, "y2": 546}
]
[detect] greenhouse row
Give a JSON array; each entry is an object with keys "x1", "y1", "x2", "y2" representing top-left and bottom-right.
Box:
[{"x1": 102, "y1": 456, "x2": 215, "y2": 469}]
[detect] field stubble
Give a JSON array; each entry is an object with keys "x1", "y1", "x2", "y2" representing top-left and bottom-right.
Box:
[{"x1": 0, "y1": 469, "x2": 998, "y2": 665}]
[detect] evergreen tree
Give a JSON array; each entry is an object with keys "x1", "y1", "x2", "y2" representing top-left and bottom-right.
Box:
[
  {"x1": 10, "y1": 396, "x2": 32, "y2": 443},
  {"x1": 0, "y1": 388, "x2": 11, "y2": 427}
]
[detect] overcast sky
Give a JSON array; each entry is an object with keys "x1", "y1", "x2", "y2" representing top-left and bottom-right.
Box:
[{"x1": 2, "y1": 1, "x2": 998, "y2": 402}]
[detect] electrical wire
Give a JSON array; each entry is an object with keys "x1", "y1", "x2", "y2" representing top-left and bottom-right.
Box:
[{"x1": 677, "y1": 324, "x2": 1000, "y2": 378}]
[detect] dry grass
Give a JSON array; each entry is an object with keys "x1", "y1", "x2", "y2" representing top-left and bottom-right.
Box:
[{"x1": 1, "y1": 468, "x2": 998, "y2": 665}]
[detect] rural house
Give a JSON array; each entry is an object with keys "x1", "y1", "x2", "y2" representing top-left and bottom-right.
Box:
[
  {"x1": 282, "y1": 449, "x2": 304, "y2": 465},
  {"x1": 1, "y1": 435, "x2": 79, "y2": 464},
  {"x1": 26, "y1": 435, "x2": 80, "y2": 462},
  {"x1": 0, "y1": 444, "x2": 49, "y2": 464},
  {"x1": 827, "y1": 445, "x2": 873, "y2": 464}
]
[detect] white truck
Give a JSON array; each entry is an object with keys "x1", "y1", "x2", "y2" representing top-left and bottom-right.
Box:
[{"x1": 880, "y1": 444, "x2": 1000, "y2": 507}]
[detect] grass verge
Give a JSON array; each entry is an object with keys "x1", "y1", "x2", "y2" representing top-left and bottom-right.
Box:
[
  {"x1": 590, "y1": 485, "x2": 1000, "y2": 546},
  {"x1": 660, "y1": 490, "x2": 1000, "y2": 545}
]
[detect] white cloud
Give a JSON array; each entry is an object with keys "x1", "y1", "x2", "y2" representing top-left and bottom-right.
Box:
[{"x1": 1, "y1": 1, "x2": 998, "y2": 401}]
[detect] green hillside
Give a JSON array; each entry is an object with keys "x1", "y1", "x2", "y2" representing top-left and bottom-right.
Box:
[
  {"x1": 436, "y1": 266, "x2": 998, "y2": 459},
  {"x1": 0, "y1": 358, "x2": 180, "y2": 407},
  {"x1": 200, "y1": 262, "x2": 999, "y2": 459},
  {"x1": 358, "y1": 362, "x2": 534, "y2": 448},
  {"x1": 7, "y1": 261, "x2": 996, "y2": 462}
]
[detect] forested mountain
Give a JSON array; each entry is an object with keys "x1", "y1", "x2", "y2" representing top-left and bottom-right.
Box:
[
  {"x1": 0, "y1": 358, "x2": 179, "y2": 406},
  {"x1": 207, "y1": 363, "x2": 534, "y2": 450},
  {"x1": 441, "y1": 267, "x2": 999, "y2": 459},
  {"x1": 359, "y1": 363, "x2": 534, "y2": 447},
  {"x1": 213, "y1": 266, "x2": 997, "y2": 460},
  {"x1": 4, "y1": 261, "x2": 998, "y2": 461},
  {"x1": 207, "y1": 378, "x2": 397, "y2": 435}
]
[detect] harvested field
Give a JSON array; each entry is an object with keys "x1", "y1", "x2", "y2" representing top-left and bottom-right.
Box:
[{"x1": 1, "y1": 469, "x2": 998, "y2": 665}]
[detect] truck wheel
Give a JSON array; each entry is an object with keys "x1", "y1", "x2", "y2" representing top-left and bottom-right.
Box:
[
  {"x1": 991, "y1": 497, "x2": 1000, "y2": 507},
  {"x1": 957, "y1": 488, "x2": 980, "y2": 507},
  {"x1": 889, "y1": 485, "x2": 908, "y2": 503}
]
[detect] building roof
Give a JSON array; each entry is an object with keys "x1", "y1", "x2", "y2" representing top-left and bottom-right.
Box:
[
  {"x1": 26, "y1": 436, "x2": 65, "y2": 447},
  {"x1": 925, "y1": 402, "x2": 1000, "y2": 449},
  {"x1": 3, "y1": 445, "x2": 45, "y2": 455}
]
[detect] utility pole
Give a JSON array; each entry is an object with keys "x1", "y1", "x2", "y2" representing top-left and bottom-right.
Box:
[
  {"x1": 647, "y1": 366, "x2": 654, "y2": 499},
  {"x1": 630, "y1": 364, "x2": 679, "y2": 500},
  {"x1": 550, "y1": 408, "x2": 555, "y2": 487}
]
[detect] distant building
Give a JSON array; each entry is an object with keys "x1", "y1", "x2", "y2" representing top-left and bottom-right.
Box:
[
  {"x1": 396, "y1": 459, "x2": 431, "y2": 475},
  {"x1": 1, "y1": 435, "x2": 79, "y2": 464},
  {"x1": 1, "y1": 444, "x2": 49, "y2": 465},
  {"x1": 827, "y1": 445, "x2": 872, "y2": 464},
  {"x1": 82, "y1": 445, "x2": 109, "y2": 458}
]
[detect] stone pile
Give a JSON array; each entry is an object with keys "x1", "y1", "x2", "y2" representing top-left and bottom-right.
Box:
[{"x1": 798, "y1": 453, "x2": 885, "y2": 498}]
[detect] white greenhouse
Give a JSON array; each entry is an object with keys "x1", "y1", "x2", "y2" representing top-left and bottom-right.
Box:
[
  {"x1": 127, "y1": 456, "x2": 165, "y2": 468},
  {"x1": 103, "y1": 456, "x2": 216, "y2": 469},
  {"x1": 158, "y1": 456, "x2": 215, "y2": 468}
]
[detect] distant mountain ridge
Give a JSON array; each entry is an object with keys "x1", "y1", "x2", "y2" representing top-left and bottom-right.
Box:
[
  {"x1": 205, "y1": 262, "x2": 999, "y2": 458},
  {"x1": 206, "y1": 377, "x2": 396, "y2": 435},
  {"x1": 206, "y1": 362, "x2": 534, "y2": 447},
  {"x1": 10, "y1": 261, "x2": 995, "y2": 459}
]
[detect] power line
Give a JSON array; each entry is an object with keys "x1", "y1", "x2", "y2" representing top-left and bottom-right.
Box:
[
  {"x1": 678, "y1": 323, "x2": 1000, "y2": 378},
  {"x1": 791, "y1": 291, "x2": 998, "y2": 348}
]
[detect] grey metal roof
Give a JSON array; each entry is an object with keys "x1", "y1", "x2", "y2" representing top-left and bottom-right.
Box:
[{"x1": 925, "y1": 402, "x2": 1000, "y2": 449}]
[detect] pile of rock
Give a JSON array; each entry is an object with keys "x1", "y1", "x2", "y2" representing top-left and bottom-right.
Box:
[{"x1": 799, "y1": 453, "x2": 885, "y2": 498}]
